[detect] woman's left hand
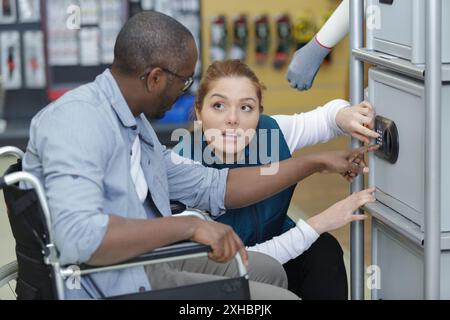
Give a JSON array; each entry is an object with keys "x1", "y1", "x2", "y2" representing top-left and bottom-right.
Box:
[{"x1": 336, "y1": 101, "x2": 380, "y2": 144}]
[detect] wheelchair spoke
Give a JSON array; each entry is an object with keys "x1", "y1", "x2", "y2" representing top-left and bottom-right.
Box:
[
  {"x1": 8, "y1": 281, "x2": 17, "y2": 299},
  {"x1": 0, "y1": 261, "x2": 18, "y2": 300}
]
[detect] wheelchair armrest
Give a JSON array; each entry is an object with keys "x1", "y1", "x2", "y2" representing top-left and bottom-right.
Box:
[
  {"x1": 77, "y1": 242, "x2": 210, "y2": 275},
  {"x1": 173, "y1": 208, "x2": 212, "y2": 221},
  {"x1": 60, "y1": 208, "x2": 246, "y2": 287},
  {"x1": 169, "y1": 202, "x2": 212, "y2": 220},
  {"x1": 76, "y1": 241, "x2": 247, "y2": 279},
  {"x1": 114, "y1": 241, "x2": 210, "y2": 265},
  {"x1": 101, "y1": 241, "x2": 211, "y2": 265}
]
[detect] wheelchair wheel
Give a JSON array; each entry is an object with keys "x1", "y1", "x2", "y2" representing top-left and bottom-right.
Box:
[{"x1": 0, "y1": 261, "x2": 18, "y2": 300}]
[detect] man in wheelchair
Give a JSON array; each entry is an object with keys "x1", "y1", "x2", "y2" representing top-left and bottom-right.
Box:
[{"x1": 16, "y1": 11, "x2": 371, "y2": 300}]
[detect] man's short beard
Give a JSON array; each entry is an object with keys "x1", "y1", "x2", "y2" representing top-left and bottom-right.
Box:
[{"x1": 152, "y1": 111, "x2": 167, "y2": 120}]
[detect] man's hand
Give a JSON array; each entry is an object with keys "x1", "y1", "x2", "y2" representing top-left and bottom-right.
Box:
[
  {"x1": 336, "y1": 101, "x2": 380, "y2": 144},
  {"x1": 307, "y1": 188, "x2": 375, "y2": 235},
  {"x1": 190, "y1": 219, "x2": 248, "y2": 267},
  {"x1": 317, "y1": 145, "x2": 379, "y2": 180}
]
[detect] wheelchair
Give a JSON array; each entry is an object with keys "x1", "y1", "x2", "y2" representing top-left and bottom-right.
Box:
[{"x1": 0, "y1": 146, "x2": 250, "y2": 300}]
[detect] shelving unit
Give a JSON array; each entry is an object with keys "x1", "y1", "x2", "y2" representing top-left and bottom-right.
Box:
[{"x1": 349, "y1": 0, "x2": 447, "y2": 299}]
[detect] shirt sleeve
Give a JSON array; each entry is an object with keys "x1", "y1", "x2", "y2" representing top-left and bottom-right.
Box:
[
  {"x1": 246, "y1": 219, "x2": 319, "y2": 265},
  {"x1": 23, "y1": 102, "x2": 111, "y2": 265},
  {"x1": 163, "y1": 149, "x2": 229, "y2": 217},
  {"x1": 271, "y1": 99, "x2": 350, "y2": 154}
]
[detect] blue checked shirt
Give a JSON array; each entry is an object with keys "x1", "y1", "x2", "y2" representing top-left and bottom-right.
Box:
[{"x1": 22, "y1": 69, "x2": 229, "y2": 299}]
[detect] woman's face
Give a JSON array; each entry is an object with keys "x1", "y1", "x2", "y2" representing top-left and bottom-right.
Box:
[{"x1": 197, "y1": 76, "x2": 261, "y2": 158}]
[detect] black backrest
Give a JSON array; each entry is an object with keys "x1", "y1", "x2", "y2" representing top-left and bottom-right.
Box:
[
  {"x1": 169, "y1": 201, "x2": 187, "y2": 214},
  {"x1": 3, "y1": 161, "x2": 56, "y2": 300}
]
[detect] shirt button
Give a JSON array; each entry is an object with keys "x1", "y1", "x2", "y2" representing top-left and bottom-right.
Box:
[{"x1": 139, "y1": 286, "x2": 146, "y2": 293}]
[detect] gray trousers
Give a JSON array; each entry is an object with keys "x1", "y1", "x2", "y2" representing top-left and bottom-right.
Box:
[{"x1": 145, "y1": 251, "x2": 299, "y2": 300}]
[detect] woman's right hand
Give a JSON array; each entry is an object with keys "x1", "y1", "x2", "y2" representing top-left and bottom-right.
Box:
[
  {"x1": 336, "y1": 101, "x2": 379, "y2": 144},
  {"x1": 306, "y1": 188, "x2": 376, "y2": 235}
]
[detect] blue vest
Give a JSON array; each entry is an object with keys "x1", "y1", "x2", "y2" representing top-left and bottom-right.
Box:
[{"x1": 180, "y1": 115, "x2": 297, "y2": 246}]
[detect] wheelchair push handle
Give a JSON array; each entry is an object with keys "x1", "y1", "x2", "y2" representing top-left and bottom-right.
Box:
[{"x1": 0, "y1": 146, "x2": 24, "y2": 160}]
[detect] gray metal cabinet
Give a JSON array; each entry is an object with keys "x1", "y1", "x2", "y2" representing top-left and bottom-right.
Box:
[
  {"x1": 351, "y1": 0, "x2": 446, "y2": 299},
  {"x1": 367, "y1": 0, "x2": 450, "y2": 63},
  {"x1": 372, "y1": 218, "x2": 450, "y2": 299},
  {"x1": 368, "y1": 67, "x2": 450, "y2": 232}
]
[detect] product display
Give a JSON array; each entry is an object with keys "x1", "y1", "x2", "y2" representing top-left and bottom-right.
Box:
[
  {"x1": 229, "y1": 14, "x2": 248, "y2": 61},
  {"x1": 80, "y1": 0, "x2": 99, "y2": 25},
  {"x1": 80, "y1": 27, "x2": 100, "y2": 66},
  {"x1": 292, "y1": 15, "x2": 316, "y2": 50},
  {"x1": 254, "y1": 14, "x2": 270, "y2": 64},
  {"x1": 210, "y1": 15, "x2": 227, "y2": 62},
  {"x1": 154, "y1": 0, "x2": 172, "y2": 16},
  {"x1": 47, "y1": 0, "x2": 79, "y2": 66},
  {"x1": 0, "y1": 0, "x2": 16, "y2": 24},
  {"x1": 1, "y1": 31, "x2": 21, "y2": 89},
  {"x1": 23, "y1": 30, "x2": 46, "y2": 88},
  {"x1": 140, "y1": 0, "x2": 154, "y2": 10},
  {"x1": 273, "y1": 14, "x2": 292, "y2": 70},
  {"x1": 100, "y1": 0, "x2": 126, "y2": 64},
  {"x1": 18, "y1": 0, "x2": 40, "y2": 23}
]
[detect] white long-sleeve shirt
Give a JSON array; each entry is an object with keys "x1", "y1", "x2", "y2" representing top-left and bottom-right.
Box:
[{"x1": 246, "y1": 99, "x2": 350, "y2": 264}]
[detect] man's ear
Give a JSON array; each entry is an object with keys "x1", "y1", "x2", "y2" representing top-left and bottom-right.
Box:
[{"x1": 147, "y1": 68, "x2": 164, "y2": 92}]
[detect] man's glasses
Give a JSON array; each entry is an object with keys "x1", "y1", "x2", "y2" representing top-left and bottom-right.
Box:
[{"x1": 140, "y1": 66, "x2": 194, "y2": 93}]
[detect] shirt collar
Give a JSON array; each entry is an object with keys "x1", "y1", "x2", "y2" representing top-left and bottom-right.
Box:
[
  {"x1": 136, "y1": 115, "x2": 155, "y2": 147},
  {"x1": 95, "y1": 69, "x2": 137, "y2": 129}
]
